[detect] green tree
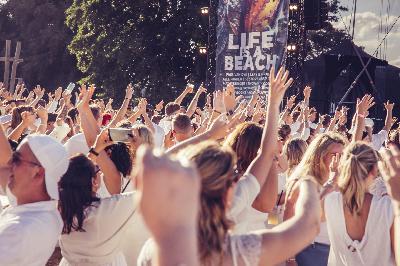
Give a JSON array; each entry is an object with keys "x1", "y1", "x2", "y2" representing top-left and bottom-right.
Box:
[
  {"x1": 0, "y1": 0, "x2": 81, "y2": 90},
  {"x1": 66, "y1": 0, "x2": 209, "y2": 105}
]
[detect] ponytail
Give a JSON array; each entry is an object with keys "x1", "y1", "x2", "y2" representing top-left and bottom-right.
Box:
[{"x1": 338, "y1": 142, "x2": 378, "y2": 215}]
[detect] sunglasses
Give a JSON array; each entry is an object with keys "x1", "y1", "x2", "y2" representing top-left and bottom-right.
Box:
[{"x1": 10, "y1": 151, "x2": 41, "y2": 167}]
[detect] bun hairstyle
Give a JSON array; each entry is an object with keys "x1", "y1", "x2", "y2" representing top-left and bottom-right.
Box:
[
  {"x1": 178, "y1": 141, "x2": 237, "y2": 265},
  {"x1": 338, "y1": 142, "x2": 378, "y2": 215}
]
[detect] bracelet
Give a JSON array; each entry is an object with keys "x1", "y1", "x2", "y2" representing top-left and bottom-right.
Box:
[
  {"x1": 227, "y1": 110, "x2": 234, "y2": 116},
  {"x1": 89, "y1": 147, "x2": 99, "y2": 156},
  {"x1": 357, "y1": 114, "x2": 365, "y2": 118},
  {"x1": 213, "y1": 110, "x2": 221, "y2": 114}
]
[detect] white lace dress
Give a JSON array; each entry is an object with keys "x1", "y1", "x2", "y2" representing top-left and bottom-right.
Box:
[{"x1": 137, "y1": 233, "x2": 262, "y2": 266}]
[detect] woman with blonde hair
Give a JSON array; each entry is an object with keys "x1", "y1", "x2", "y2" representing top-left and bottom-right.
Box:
[
  {"x1": 283, "y1": 138, "x2": 308, "y2": 177},
  {"x1": 324, "y1": 142, "x2": 395, "y2": 265},
  {"x1": 284, "y1": 132, "x2": 346, "y2": 266}
]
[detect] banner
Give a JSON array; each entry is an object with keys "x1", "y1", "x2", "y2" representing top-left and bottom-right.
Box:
[{"x1": 215, "y1": 0, "x2": 290, "y2": 98}]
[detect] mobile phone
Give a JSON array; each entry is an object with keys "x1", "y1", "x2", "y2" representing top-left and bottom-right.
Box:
[
  {"x1": 108, "y1": 128, "x2": 133, "y2": 142},
  {"x1": 65, "y1": 83, "x2": 75, "y2": 95}
]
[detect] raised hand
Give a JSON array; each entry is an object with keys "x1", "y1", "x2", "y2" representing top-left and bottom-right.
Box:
[
  {"x1": 21, "y1": 111, "x2": 35, "y2": 127},
  {"x1": 135, "y1": 146, "x2": 200, "y2": 251},
  {"x1": 36, "y1": 106, "x2": 48, "y2": 121},
  {"x1": 268, "y1": 66, "x2": 293, "y2": 106},
  {"x1": 303, "y1": 86, "x2": 312, "y2": 99},
  {"x1": 223, "y1": 83, "x2": 236, "y2": 112},
  {"x1": 207, "y1": 113, "x2": 230, "y2": 139},
  {"x1": 287, "y1": 95, "x2": 296, "y2": 110},
  {"x1": 92, "y1": 128, "x2": 114, "y2": 153},
  {"x1": 125, "y1": 83, "x2": 134, "y2": 100},
  {"x1": 185, "y1": 83, "x2": 194, "y2": 94},
  {"x1": 356, "y1": 94, "x2": 375, "y2": 116},
  {"x1": 379, "y1": 145, "x2": 400, "y2": 202},
  {"x1": 155, "y1": 100, "x2": 164, "y2": 112},
  {"x1": 384, "y1": 100, "x2": 394, "y2": 112},
  {"x1": 213, "y1": 90, "x2": 226, "y2": 114},
  {"x1": 33, "y1": 85, "x2": 45, "y2": 98}
]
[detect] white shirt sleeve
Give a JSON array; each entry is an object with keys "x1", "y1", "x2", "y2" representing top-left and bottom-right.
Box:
[
  {"x1": 372, "y1": 130, "x2": 388, "y2": 151},
  {"x1": 229, "y1": 173, "x2": 260, "y2": 222}
]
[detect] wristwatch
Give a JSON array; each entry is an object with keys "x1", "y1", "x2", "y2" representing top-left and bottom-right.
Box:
[{"x1": 227, "y1": 110, "x2": 234, "y2": 116}]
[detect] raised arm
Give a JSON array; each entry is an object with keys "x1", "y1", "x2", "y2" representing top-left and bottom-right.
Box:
[
  {"x1": 258, "y1": 179, "x2": 320, "y2": 265},
  {"x1": 353, "y1": 95, "x2": 375, "y2": 142},
  {"x1": 379, "y1": 145, "x2": 400, "y2": 266},
  {"x1": 186, "y1": 85, "x2": 206, "y2": 118},
  {"x1": 108, "y1": 84, "x2": 133, "y2": 127},
  {"x1": 245, "y1": 66, "x2": 293, "y2": 186},
  {"x1": 175, "y1": 84, "x2": 193, "y2": 105},
  {"x1": 383, "y1": 101, "x2": 394, "y2": 132},
  {"x1": 29, "y1": 86, "x2": 45, "y2": 108},
  {"x1": 0, "y1": 124, "x2": 12, "y2": 166},
  {"x1": 252, "y1": 160, "x2": 278, "y2": 212},
  {"x1": 8, "y1": 112, "x2": 34, "y2": 142}
]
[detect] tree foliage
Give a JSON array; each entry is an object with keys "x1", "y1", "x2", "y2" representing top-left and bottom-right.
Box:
[
  {"x1": 66, "y1": 0, "x2": 209, "y2": 104},
  {"x1": 0, "y1": 0, "x2": 81, "y2": 90},
  {"x1": 306, "y1": 0, "x2": 351, "y2": 60}
]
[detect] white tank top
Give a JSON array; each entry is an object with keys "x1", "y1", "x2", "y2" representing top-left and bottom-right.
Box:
[{"x1": 324, "y1": 192, "x2": 395, "y2": 266}]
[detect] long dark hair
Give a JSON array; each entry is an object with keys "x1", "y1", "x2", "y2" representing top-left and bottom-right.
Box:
[
  {"x1": 105, "y1": 142, "x2": 132, "y2": 177},
  {"x1": 58, "y1": 154, "x2": 100, "y2": 234}
]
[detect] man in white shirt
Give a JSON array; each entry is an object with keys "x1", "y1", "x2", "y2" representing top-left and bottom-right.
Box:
[{"x1": 0, "y1": 135, "x2": 69, "y2": 265}]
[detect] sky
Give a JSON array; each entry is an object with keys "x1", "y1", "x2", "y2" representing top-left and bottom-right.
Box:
[{"x1": 336, "y1": 0, "x2": 400, "y2": 67}]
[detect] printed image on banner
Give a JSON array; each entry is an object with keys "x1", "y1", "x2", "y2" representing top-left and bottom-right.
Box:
[{"x1": 215, "y1": 0, "x2": 289, "y2": 98}]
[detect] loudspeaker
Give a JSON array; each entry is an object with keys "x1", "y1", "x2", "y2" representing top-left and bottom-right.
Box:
[{"x1": 304, "y1": 0, "x2": 321, "y2": 30}]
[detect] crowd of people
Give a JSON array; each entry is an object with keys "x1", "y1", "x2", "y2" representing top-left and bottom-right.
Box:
[{"x1": 0, "y1": 66, "x2": 399, "y2": 266}]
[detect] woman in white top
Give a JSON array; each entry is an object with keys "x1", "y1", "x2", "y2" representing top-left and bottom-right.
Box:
[
  {"x1": 58, "y1": 130, "x2": 137, "y2": 266},
  {"x1": 284, "y1": 132, "x2": 346, "y2": 266},
  {"x1": 224, "y1": 122, "x2": 277, "y2": 233},
  {"x1": 324, "y1": 142, "x2": 395, "y2": 266}
]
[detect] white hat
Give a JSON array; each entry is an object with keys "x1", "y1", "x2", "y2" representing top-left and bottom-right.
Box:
[
  {"x1": 20, "y1": 135, "x2": 69, "y2": 200},
  {"x1": 365, "y1": 118, "x2": 374, "y2": 128}
]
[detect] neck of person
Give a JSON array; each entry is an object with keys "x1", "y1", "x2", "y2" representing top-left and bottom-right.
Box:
[{"x1": 17, "y1": 192, "x2": 51, "y2": 205}]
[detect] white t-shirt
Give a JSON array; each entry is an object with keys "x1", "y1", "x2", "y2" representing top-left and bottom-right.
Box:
[
  {"x1": 59, "y1": 192, "x2": 137, "y2": 265},
  {"x1": 290, "y1": 121, "x2": 301, "y2": 134},
  {"x1": 371, "y1": 130, "x2": 388, "y2": 151},
  {"x1": 0, "y1": 200, "x2": 63, "y2": 265},
  {"x1": 64, "y1": 133, "x2": 89, "y2": 157},
  {"x1": 229, "y1": 173, "x2": 261, "y2": 233},
  {"x1": 152, "y1": 123, "x2": 165, "y2": 148}
]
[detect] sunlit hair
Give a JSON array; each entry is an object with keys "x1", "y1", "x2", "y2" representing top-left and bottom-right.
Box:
[
  {"x1": 224, "y1": 122, "x2": 262, "y2": 174},
  {"x1": 338, "y1": 142, "x2": 378, "y2": 215},
  {"x1": 293, "y1": 132, "x2": 345, "y2": 185},
  {"x1": 178, "y1": 141, "x2": 236, "y2": 265},
  {"x1": 283, "y1": 138, "x2": 308, "y2": 177},
  {"x1": 58, "y1": 154, "x2": 100, "y2": 234},
  {"x1": 10, "y1": 105, "x2": 34, "y2": 129},
  {"x1": 129, "y1": 125, "x2": 154, "y2": 162}
]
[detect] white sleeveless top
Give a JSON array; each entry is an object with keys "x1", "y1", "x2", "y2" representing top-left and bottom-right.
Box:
[
  {"x1": 137, "y1": 233, "x2": 262, "y2": 266},
  {"x1": 324, "y1": 192, "x2": 395, "y2": 266}
]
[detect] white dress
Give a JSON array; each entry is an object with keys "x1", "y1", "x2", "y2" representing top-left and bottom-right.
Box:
[
  {"x1": 137, "y1": 233, "x2": 262, "y2": 266},
  {"x1": 324, "y1": 192, "x2": 395, "y2": 266}
]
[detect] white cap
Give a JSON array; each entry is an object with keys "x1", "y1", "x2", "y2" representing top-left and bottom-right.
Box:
[
  {"x1": 365, "y1": 118, "x2": 374, "y2": 128},
  {"x1": 20, "y1": 135, "x2": 69, "y2": 200}
]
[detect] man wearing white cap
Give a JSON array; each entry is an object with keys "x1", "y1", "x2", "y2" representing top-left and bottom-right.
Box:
[{"x1": 0, "y1": 135, "x2": 69, "y2": 265}]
